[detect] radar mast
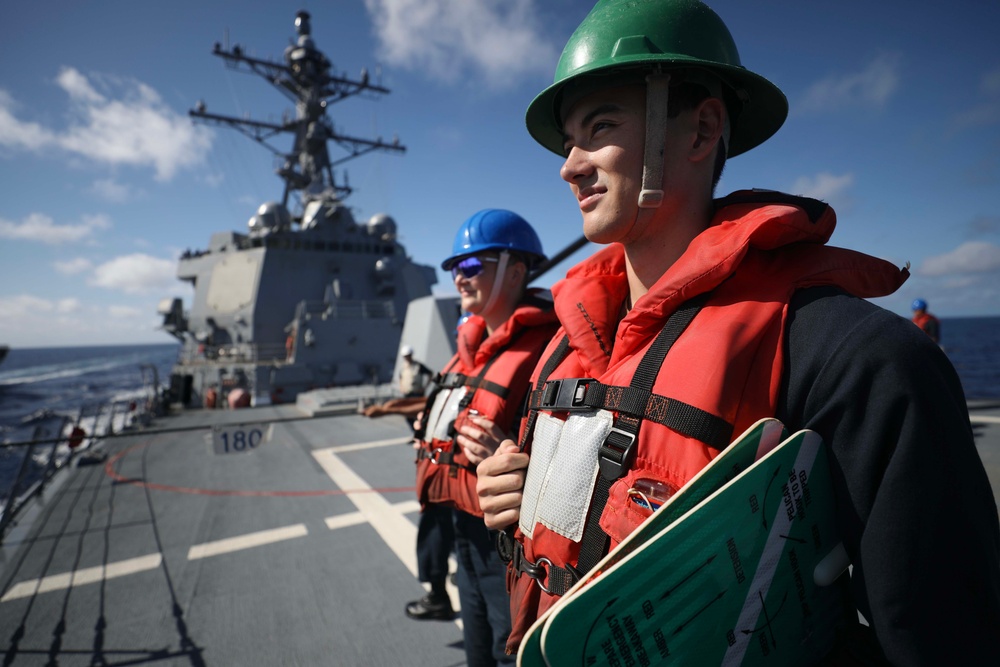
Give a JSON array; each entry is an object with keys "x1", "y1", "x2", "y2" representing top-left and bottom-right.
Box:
[{"x1": 189, "y1": 10, "x2": 405, "y2": 210}]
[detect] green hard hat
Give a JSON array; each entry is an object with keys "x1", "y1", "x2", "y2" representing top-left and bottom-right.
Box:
[{"x1": 526, "y1": 0, "x2": 788, "y2": 158}]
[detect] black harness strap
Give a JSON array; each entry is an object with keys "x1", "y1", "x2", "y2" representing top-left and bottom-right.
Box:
[
  {"x1": 517, "y1": 336, "x2": 572, "y2": 453},
  {"x1": 457, "y1": 329, "x2": 528, "y2": 409},
  {"x1": 575, "y1": 295, "x2": 708, "y2": 575},
  {"x1": 496, "y1": 335, "x2": 572, "y2": 567},
  {"x1": 435, "y1": 374, "x2": 509, "y2": 401},
  {"x1": 415, "y1": 447, "x2": 477, "y2": 473},
  {"x1": 526, "y1": 380, "x2": 732, "y2": 450}
]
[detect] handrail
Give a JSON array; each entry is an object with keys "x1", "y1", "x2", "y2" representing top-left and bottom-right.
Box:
[{"x1": 0, "y1": 372, "x2": 169, "y2": 544}]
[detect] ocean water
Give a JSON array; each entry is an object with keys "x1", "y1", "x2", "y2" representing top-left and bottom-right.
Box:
[
  {"x1": 941, "y1": 317, "x2": 1000, "y2": 401},
  {"x1": 0, "y1": 343, "x2": 179, "y2": 511},
  {"x1": 0, "y1": 343, "x2": 180, "y2": 430}
]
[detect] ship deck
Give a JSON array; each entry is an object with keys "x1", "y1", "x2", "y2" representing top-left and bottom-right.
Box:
[
  {"x1": 0, "y1": 403, "x2": 466, "y2": 666},
  {"x1": 1, "y1": 399, "x2": 998, "y2": 666}
]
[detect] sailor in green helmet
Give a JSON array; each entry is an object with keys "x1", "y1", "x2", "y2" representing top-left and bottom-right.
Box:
[{"x1": 477, "y1": 0, "x2": 1000, "y2": 663}]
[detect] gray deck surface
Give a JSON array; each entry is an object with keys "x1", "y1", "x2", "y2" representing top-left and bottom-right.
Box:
[
  {"x1": 0, "y1": 405, "x2": 466, "y2": 666},
  {"x1": 1, "y1": 400, "x2": 998, "y2": 666}
]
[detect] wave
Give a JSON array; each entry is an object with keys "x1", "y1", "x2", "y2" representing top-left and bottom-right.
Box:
[{"x1": 0, "y1": 353, "x2": 148, "y2": 387}]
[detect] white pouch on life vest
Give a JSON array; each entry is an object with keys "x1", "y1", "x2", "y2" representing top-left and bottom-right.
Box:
[
  {"x1": 423, "y1": 387, "x2": 467, "y2": 444},
  {"x1": 519, "y1": 409, "x2": 614, "y2": 543}
]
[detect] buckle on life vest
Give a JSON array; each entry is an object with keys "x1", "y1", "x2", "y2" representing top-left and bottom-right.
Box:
[
  {"x1": 510, "y1": 542, "x2": 579, "y2": 596},
  {"x1": 415, "y1": 446, "x2": 452, "y2": 465},
  {"x1": 439, "y1": 372, "x2": 467, "y2": 389},
  {"x1": 512, "y1": 544, "x2": 554, "y2": 593},
  {"x1": 540, "y1": 378, "x2": 594, "y2": 410},
  {"x1": 418, "y1": 445, "x2": 476, "y2": 474},
  {"x1": 496, "y1": 528, "x2": 515, "y2": 563},
  {"x1": 598, "y1": 426, "x2": 637, "y2": 479}
]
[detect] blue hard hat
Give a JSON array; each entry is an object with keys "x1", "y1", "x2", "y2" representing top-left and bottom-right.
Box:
[
  {"x1": 441, "y1": 209, "x2": 546, "y2": 270},
  {"x1": 911, "y1": 298, "x2": 927, "y2": 311}
]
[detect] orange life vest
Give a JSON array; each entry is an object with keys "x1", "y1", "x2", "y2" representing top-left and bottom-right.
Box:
[
  {"x1": 912, "y1": 312, "x2": 939, "y2": 335},
  {"x1": 504, "y1": 192, "x2": 908, "y2": 652},
  {"x1": 416, "y1": 292, "x2": 559, "y2": 517}
]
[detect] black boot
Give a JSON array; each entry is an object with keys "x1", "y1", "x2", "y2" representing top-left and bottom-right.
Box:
[{"x1": 405, "y1": 590, "x2": 454, "y2": 621}]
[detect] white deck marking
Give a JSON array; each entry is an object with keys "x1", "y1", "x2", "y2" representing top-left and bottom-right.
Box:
[
  {"x1": 328, "y1": 437, "x2": 412, "y2": 453},
  {"x1": 188, "y1": 524, "x2": 309, "y2": 560},
  {"x1": 1, "y1": 553, "x2": 162, "y2": 602},
  {"x1": 970, "y1": 415, "x2": 1000, "y2": 424},
  {"x1": 325, "y1": 512, "x2": 369, "y2": 530},
  {"x1": 313, "y1": 446, "x2": 463, "y2": 626},
  {"x1": 313, "y1": 447, "x2": 419, "y2": 574},
  {"x1": 324, "y1": 500, "x2": 420, "y2": 530}
]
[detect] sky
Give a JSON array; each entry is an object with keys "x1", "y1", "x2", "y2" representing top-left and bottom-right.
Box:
[{"x1": 1, "y1": 0, "x2": 998, "y2": 348}]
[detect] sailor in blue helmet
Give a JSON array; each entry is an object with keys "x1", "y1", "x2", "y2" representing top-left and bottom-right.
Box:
[
  {"x1": 911, "y1": 298, "x2": 941, "y2": 344},
  {"x1": 409, "y1": 209, "x2": 558, "y2": 665},
  {"x1": 442, "y1": 208, "x2": 548, "y2": 311}
]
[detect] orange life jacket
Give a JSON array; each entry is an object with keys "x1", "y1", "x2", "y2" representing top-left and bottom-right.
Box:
[
  {"x1": 416, "y1": 291, "x2": 559, "y2": 517},
  {"x1": 912, "y1": 312, "x2": 939, "y2": 334},
  {"x1": 504, "y1": 192, "x2": 908, "y2": 652}
]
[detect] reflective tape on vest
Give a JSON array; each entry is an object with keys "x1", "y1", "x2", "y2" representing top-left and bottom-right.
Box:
[
  {"x1": 519, "y1": 409, "x2": 614, "y2": 542},
  {"x1": 422, "y1": 386, "x2": 468, "y2": 444}
]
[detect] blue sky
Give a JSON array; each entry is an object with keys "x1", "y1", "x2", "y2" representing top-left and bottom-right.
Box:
[{"x1": 1, "y1": 0, "x2": 998, "y2": 347}]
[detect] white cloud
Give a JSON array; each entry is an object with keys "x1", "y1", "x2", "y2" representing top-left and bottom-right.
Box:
[
  {"x1": 108, "y1": 304, "x2": 142, "y2": 319},
  {"x1": 55, "y1": 298, "x2": 81, "y2": 313},
  {"x1": 204, "y1": 172, "x2": 225, "y2": 188},
  {"x1": 57, "y1": 67, "x2": 104, "y2": 104},
  {"x1": 953, "y1": 102, "x2": 1000, "y2": 129},
  {"x1": 0, "y1": 295, "x2": 57, "y2": 317},
  {"x1": 797, "y1": 54, "x2": 900, "y2": 113},
  {"x1": 0, "y1": 68, "x2": 213, "y2": 180},
  {"x1": 918, "y1": 241, "x2": 1000, "y2": 276},
  {"x1": 0, "y1": 90, "x2": 53, "y2": 150},
  {"x1": 90, "y1": 253, "x2": 176, "y2": 294},
  {"x1": 791, "y1": 172, "x2": 855, "y2": 203},
  {"x1": 0, "y1": 294, "x2": 168, "y2": 346},
  {"x1": 364, "y1": 0, "x2": 558, "y2": 88},
  {"x1": 90, "y1": 178, "x2": 132, "y2": 203},
  {"x1": 0, "y1": 294, "x2": 83, "y2": 318},
  {"x1": 54, "y1": 258, "x2": 94, "y2": 275},
  {"x1": 0, "y1": 212, "x2": 111, "y2": 244},
  {"x1": 981, "y1": 66, "x2": 1000, "y2": 97},
  {"x1": 953, "y1": 67, "x2": 1000, "y2": 130}
]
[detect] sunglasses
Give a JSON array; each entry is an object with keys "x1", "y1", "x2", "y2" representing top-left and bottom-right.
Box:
[{"x1": 451, "y1": 255, "x2": 498, "y2": 280}]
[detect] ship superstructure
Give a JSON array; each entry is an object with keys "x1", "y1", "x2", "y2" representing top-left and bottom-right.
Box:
[{"x1": 158, "y1": 11, "x2": 437, "y2": 407}]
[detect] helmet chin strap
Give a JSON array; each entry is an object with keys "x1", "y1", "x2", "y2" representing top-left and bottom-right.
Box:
[
  {"x1": 635, "y1": 70, "x2": 732, "y2": 216},
  {"x1": 480, "y1": 250, "x2": 510, "y2": 318},
  {"x1": 631, "y1": 71, "x2": 672, "y2": 240},
  {"x1": 638, "y1": 71, "x2": 672, "y2": 210}
]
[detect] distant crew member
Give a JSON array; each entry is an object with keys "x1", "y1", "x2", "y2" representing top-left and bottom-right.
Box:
[
  {"x1": 398, "y1": 345, "x2": 433, "y2": 398},
  {"x1": 911, "y1": 298, "x2": 941, "y2": 344}
]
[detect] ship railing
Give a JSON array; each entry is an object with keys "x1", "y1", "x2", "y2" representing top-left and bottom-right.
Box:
[
  {"x1": 297, "y1": 298, "x2": 397, "y2": 320},
  {"x1": 177, "y1": 343, "x2": 289, "y2": 365},
  {"x1": 0, "y1": 383, "x2": 168, "y2": 545}
]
